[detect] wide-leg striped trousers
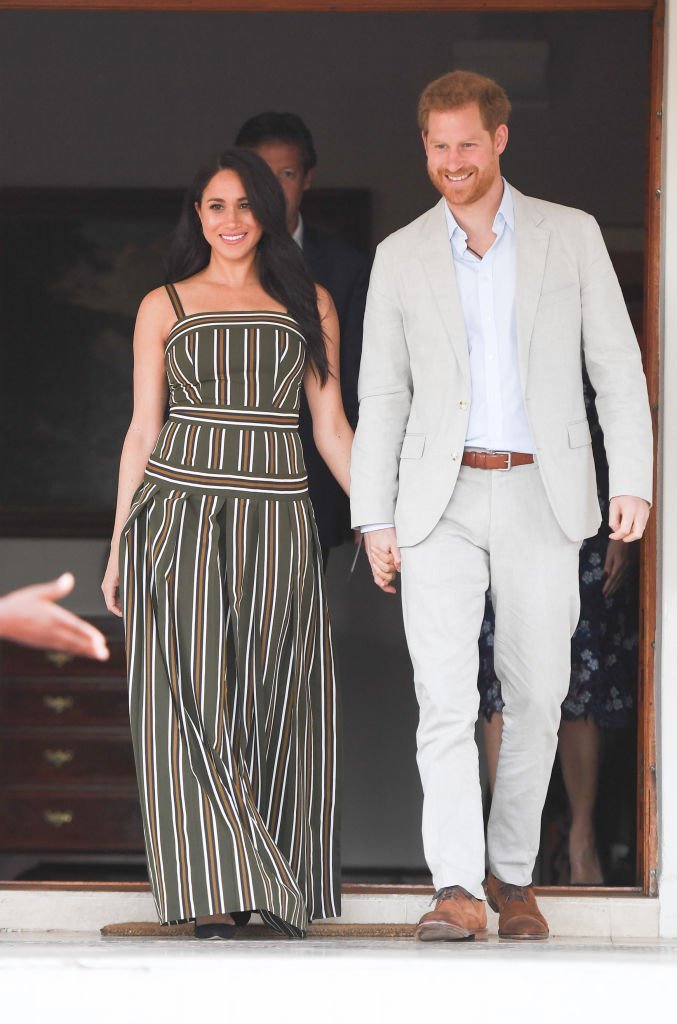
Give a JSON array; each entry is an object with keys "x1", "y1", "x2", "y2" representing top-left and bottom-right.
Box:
[{"x1": 120, "y1": 482, "x2": 340, "y2": 935}]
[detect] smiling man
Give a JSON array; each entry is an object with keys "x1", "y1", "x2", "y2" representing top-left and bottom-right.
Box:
[{"x1": 350, "y1": 70, "x2": 653, "y2": 942}]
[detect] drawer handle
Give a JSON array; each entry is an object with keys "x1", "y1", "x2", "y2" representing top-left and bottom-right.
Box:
[
  {"x1": 43, "y1": 748, "x2": 75, "y2": 769},
  {"x1": 43, "y1": 810, "x2": 73, "y2": 828},
  {"x1": 43, "y1": 696, "x2": 74, "y2": 714},
  {"x1": 45, "y1": 652, "x2": 75, "y2": 668}
]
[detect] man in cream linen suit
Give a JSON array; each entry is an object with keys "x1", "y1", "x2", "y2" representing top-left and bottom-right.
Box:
[{"x1": 350, "y1": 71, "x2": 652, "y2": 942}]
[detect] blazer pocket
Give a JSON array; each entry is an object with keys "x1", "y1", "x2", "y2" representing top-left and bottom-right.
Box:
[
  {"x1": 567, "y1": 418, "x2": 592, "y2": 448},
  {"x1": 400, "y1": 433, "x2": 426, "y2": 459}
]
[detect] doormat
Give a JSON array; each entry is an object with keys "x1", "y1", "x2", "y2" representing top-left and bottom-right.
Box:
[{"x1": 101, "y1": 921, "x2": 417, "y2": 939}]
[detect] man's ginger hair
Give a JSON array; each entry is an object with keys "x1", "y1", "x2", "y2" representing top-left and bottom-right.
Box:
[{"x1": 418, "y1": 70, "x2": 511, "y2": 135}]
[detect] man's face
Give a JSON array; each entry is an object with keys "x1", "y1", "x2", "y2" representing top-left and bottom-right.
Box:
[
  {"x1": 251, "y1": 140, "x2": 313, "y2": 234},
  {"x1": 423, "y1": 103, "x2": 508, "y2": 209}
]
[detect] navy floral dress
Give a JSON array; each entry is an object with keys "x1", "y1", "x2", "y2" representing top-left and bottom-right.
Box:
[{"x1": 477, "y1": 376, "x2": 638, "y2": 728}]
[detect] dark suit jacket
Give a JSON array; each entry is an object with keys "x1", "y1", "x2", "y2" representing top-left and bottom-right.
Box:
[{"x1": 300, "y1": 224, "x2": 370, "y2": 552}]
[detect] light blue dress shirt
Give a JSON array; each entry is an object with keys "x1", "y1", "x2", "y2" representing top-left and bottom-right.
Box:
[{"x1": 445, "y1": 181, "x2": 535, "y2": 454}]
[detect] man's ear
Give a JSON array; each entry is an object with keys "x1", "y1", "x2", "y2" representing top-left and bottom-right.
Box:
[
  {"x1": 421, "y1": 130, "x2": 429, "y2": 153},
  {"x1": 302, "y1": 169, "x2": 314, "y2": 193},
  {"x1": 494, "y1": 124, "x2": 509, "y2": 156}
]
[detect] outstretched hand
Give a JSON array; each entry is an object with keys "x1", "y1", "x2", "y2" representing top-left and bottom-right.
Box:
[
  {"x1": 0, "y1": 573, "x2": 109, "y2": 660},
  {"x1": 363, "y1": 527, "x2": 401, "y2": 594}
]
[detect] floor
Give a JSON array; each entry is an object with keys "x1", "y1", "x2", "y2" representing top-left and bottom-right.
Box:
[{"x1": 1, "y1": 931, "x2": 675, "y2": 1024}]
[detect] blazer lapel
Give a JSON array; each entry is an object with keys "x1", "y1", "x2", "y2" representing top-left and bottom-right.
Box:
[
  {"x1": 416, "y1": 198, "x2": 470, "y2": 381},
  {"x1": 511, "y1": 186, "x2": 550, "y2": 390}
]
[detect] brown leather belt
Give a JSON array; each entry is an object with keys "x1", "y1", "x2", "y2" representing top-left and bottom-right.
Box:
[{"x1": 461, "y1": 449, "x2": 535, "y2": 471}]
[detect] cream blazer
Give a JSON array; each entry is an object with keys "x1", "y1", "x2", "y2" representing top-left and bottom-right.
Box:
[{"x1": 350, "y1": 186, "x2": 653, "y2": 547}]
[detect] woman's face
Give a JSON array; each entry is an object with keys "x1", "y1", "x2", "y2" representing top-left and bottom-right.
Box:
[{"x1": 196, "y1": 169, "x2": 263, "y2": 261}]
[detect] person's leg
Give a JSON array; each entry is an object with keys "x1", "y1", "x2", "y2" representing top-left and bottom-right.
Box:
[
  {"x1": 482, "y1": 712, "x2": 503, "y2": 795},
  {"x1": 487, "y1": 463, "x2": 581, "y2": 887},
  {"x1": 400, "y1": 467, "x2": 491, "y2": 899},
  {"x1": 558, "y1": 717, "x2": 604, "y2": 884},
  {"x1": 477, "y1": 598, "x2": 504, "y2": 796}
]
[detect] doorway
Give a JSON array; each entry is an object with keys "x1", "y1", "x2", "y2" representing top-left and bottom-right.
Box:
[{"x1": 0, "y1": 0, "x2": 661, "y2": 900}]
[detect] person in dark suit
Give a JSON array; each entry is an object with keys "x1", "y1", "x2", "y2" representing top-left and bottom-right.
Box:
[{"x1": 235, "y1": 112, "x2": 370, "y2": 564}]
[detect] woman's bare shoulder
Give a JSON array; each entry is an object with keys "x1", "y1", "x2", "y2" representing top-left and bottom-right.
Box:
[{"x1": 136, "y1": 285, "x2": 178, "y2": 327}]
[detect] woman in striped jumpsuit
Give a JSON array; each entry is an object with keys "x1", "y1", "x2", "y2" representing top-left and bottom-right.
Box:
[{"x1": 102, "y1": 150, "x2": 379, "y2": 937}]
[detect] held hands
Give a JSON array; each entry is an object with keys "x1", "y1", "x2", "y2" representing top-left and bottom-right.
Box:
[
  {"x1": 0, "y1": 574, "x2": 109, "y2": 661},
  {"x1": 608, "y1": 495, "x2": 650, "y2": 543},
  {"x1": 363, "y1": 527, "x2": 401, "y2": 594}
]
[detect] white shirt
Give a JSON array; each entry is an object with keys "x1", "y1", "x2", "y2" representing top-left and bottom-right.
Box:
[
  {"x1": 292, "y1": 213, "x2": 304, "y2": 249},
  {"x1": 445, "y1": 181, "x2": 535, "y2": 454}
]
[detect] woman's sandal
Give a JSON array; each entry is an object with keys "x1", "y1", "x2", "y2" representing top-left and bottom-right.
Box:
[{"x1": 195, "y1": 915, "x2": 236, "y2": 940}]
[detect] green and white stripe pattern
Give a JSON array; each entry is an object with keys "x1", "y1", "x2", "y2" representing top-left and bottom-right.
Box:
[{"x1": 120, "y1": 290, "x2": 340, "y2": 936}]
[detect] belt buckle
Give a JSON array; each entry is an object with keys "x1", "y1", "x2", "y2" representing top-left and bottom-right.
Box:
[{"x1": 490, "y1": 450, "x2": 512, "y2": 471}]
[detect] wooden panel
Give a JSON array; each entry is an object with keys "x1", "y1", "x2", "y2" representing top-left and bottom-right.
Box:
[
  {"x1": 0, "y1": 789, "x2": 144, "y2": 852},
  {"x1": 0, "y1": 680, "x2": 129, "y2": 727},
  {"x1": 0, "y1": 640, "x2": 125, "y2": 679},
  {"x1": 0, "y1": 732, "x2": 136, "y2": 784},
  {"x1": 635, "y1": 0, "x2": 663, "y2": 899}
]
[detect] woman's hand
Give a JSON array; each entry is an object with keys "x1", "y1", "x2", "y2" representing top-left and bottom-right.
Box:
[
  {"x1": 602, "y1": 538, "x2": 631, "y2": 598},
  {"x1": 0, "y1": 574, "x2": 109, "y2": 660},
  {"x1": 101, "y1": 551, "x2": 122, "y2": 617}
]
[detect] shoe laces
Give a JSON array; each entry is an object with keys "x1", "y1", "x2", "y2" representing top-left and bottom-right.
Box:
[
  {"x1": 433, "y1": 885, "x2": 470, "y2": 905},
  {"x1": 498, "y1": 881, "x2": 530, "y2": 903}
]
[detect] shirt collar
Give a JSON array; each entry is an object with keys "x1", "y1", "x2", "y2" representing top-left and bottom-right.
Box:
[
  {"x1": 292, "y1": 212, "x2": 304, "y2": 249},
  {"x1": 445, "y1": 179, "x2": 514, "y2": 257}
]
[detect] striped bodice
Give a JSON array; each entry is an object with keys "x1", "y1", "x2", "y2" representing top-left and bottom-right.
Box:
[{"x1": 145, "y1": 307, "x2": 309, "y2": 498}]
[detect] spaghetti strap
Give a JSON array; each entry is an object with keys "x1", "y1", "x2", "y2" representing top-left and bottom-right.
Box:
[{"x1": 165, "y1": 282, "x2": 186, "y2": 320}]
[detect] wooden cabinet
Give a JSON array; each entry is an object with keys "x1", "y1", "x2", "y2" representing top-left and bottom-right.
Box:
[{"x1": 0, "y1": 618, "x2": 145, "y2": 868}]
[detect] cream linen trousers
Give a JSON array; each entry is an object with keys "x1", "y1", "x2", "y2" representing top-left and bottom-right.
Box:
[{"x1": 400, "y1": 460, "x2": 581, "y2": 900}]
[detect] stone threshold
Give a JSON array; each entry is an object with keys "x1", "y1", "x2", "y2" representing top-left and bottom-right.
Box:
[{"x1": 0, "y1": 889, "x2": 659, "y2": 938}]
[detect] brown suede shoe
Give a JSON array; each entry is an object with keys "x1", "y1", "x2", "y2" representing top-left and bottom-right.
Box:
[
  {"x1": 415, "y1": 885, "x2": 488, "y2": 942},
  {"x1": 484, "y1": 871, "x2": 549, "y2": 940}
]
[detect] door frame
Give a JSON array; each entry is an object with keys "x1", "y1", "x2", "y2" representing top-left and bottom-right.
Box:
[{"x1": 0, "y1": 0, "x2": 663, "y2": 899}]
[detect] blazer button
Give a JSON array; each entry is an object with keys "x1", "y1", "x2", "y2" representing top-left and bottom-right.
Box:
[
  {"x1": 459, "y1": 400, "x2": 468, "y2": 410},
  {"x1": 451, "y1": 451, "x2": 459, "y2": 461}
]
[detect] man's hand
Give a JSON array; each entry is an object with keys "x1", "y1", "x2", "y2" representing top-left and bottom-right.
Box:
[
  {"x1": 363, "y1": 527, "x2": 401, "y2": 594},
  {"x1": 0, "y1": 574, "x2": 110, "y2": 660},
  {"x1": 608, "y1": 495, "x2": 651, "y2": 543}
]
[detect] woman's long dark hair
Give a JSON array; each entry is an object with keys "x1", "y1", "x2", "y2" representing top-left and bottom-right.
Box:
[{"x1": 167, "y1": 148, "x2": 328, "y2": 383}]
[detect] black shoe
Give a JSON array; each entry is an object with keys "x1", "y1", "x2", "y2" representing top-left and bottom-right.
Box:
[{"x1": 195, "y1": 919, "x2": 236, "y2": 940}]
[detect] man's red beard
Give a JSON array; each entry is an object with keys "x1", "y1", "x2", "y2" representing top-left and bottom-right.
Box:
[{"x1": 428, "y1": 162, "x2": 498, "y2": 207}]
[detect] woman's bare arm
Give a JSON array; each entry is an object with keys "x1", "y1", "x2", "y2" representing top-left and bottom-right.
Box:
[
  {"x1": 101, "y1": 289, "x2": 171, "y2": 615},
  {"x1": 303, "y1": 287, "x2": 353, "y2": 496}
]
